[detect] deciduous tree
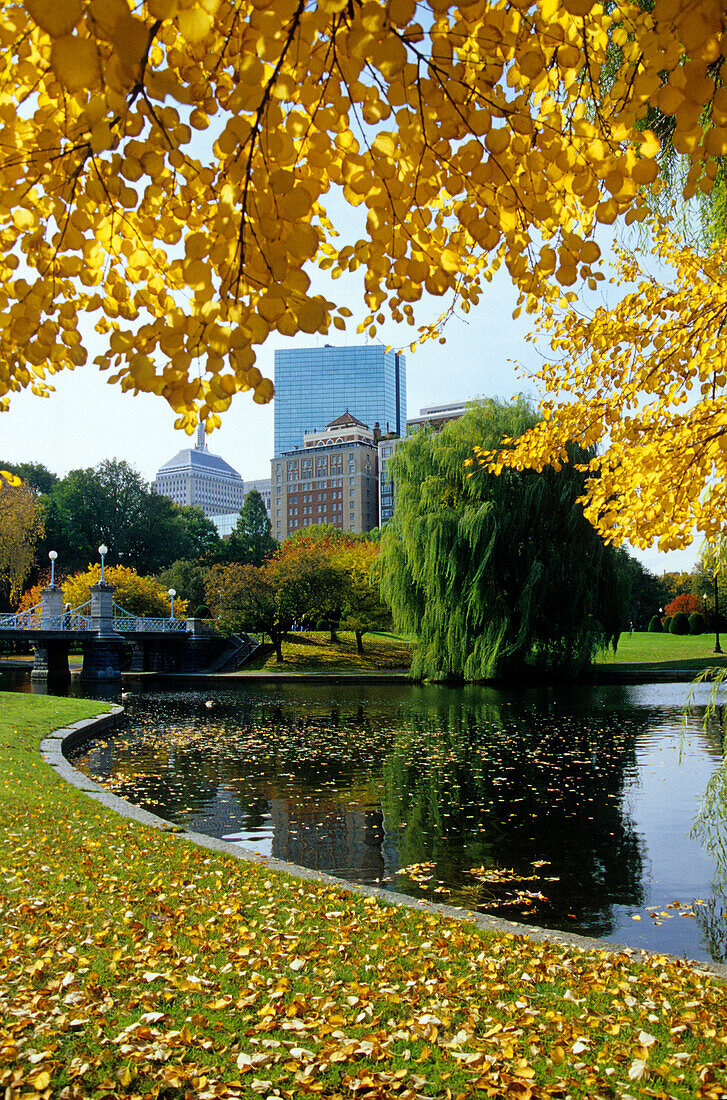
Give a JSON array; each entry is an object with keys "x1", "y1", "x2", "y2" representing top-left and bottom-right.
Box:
[
  {"x1": 0, "y1": 462, "x2": 58, "y2": 495},
  {"x1": 172, "y1": 505, "x2": 222, "y2": 562},
  {"x1": 0, "y1": 479, "x2": 43, "y2": 604},
  {"x1": 42, "y1": 459, "x2": 201, "y2": 573},
  {"x1": 664, "y1": 593, "x2": 700, "y2": 620},
  {"x1": 207, "y1": 541, "x2": 347, "y2": 660},
  {"x1": 1, "y1": 0, "x2": 722, "y2": 429},
  {"x1": 18, "y1": 564, "x2": 185, "y2": 617},
  {"x1": 157, "y1": 559, "x2": 210, "y2": 614},
  {"x1": 338, "y1": 542, "x2": 391, "y2": 653},
  {"x1": 381, "y1": 399, "x2": 627, "y2": 680},
  {"x1": 481, "y1": 226, "x2": 727, "y2": 553}
]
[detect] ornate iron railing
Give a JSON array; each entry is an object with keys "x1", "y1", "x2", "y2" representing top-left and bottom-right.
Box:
[
  {"x1": 0, "y1": 598, "x2": 185, "y2": 633},
  {"x1": 0, "y1": 610, "x2": 92, "y2": 630}
]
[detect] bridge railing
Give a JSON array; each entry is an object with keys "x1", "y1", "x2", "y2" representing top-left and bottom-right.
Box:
[
  {"x1": 112, "y1": 602, "x2": 186, "y2": 633},
  {"x1": 0, "y1": 608, "x2": 93, "y2": 631},
  {"x1": 0, "y1": 603, "x2": 43, "y2": 631},
  {"x1": 127, "y1": 617, "x2": 187, "y2": 633},
  {"x1": 0, "y1": 599, "x2": 186, "y2": 633}
]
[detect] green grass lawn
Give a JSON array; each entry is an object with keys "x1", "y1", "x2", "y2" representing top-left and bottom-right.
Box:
[
  {"x1": 597, "y1": 631, "x2": 727, "y2": 669},
  {"x1": 245, "y1": 629, "x2": 414, "y2": 671},
  {"x1": 2, "y1": 691, "x2": 727, "y2": 1098}
]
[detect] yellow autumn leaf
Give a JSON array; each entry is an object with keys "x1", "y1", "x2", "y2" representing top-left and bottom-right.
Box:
[
  {"x1": 50, "y1": 35, "x2": 102, "y2": 91},
  {"x1": 111, "y1": 13, "x2": 150, "y2": 69},
  {"x1": 87, "y1": 0, "x2": 130, "y2": 40},
  {"x1": 147, "y1": 0, "x2": 178, "y2": 17},
  {"x1": 177, "y1": 6, "x2": 213, "y2": 43},
  {"x1": 25, "y1": 0, "x2": 82, "y2": 37}
]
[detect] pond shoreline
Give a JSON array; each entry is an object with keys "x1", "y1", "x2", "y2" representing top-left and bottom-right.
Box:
[
  {"x1": 0, "y1": 657, "x2": 720, "y2": 686},
  {"x1": 122, "y1": 665, "x2": 719, "y2": 685},
  {"x1": 47, "y1": 704, "x2": 727, "y2": 980}
]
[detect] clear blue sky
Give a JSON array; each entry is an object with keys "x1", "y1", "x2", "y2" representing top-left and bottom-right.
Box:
[{"x1": 0, "y1": 246, "x2": 700, "y2": 578}]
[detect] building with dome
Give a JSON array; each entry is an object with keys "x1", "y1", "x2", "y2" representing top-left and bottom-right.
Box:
[{"x1": 154, "y1": 425, "x2": 245, "y2": 517}]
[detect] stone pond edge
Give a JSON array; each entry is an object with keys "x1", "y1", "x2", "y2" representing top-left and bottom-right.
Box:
[{"x1": 39, "y1": 707, "x2": 727, "y2": 982}]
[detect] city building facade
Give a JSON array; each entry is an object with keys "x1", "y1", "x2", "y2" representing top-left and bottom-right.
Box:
[
  {"x1": 378, "y1": 401, "x2": 470, "y2": 525},
  {"x1": 154, "y1": 425, "x2": 245, "y2": 517},
  {"x1": 273, "y1": 344, "x2": 406, "y2": 457},
  {"x1": 271, "y1": 412, "x2": 379, "y2": 539},
  {"x1": 407, "y1": 400, "x2": 468, "y2": 432}
]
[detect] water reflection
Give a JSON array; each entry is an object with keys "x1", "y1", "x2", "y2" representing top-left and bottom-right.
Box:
[
  {"x1": 64, "y1": 681, "x2": 727, "y2": 958},
  {"x1": 6, "y1": 665, "x2": 727, "y2": 962},
  {"x1": 380, "y1": 689, "x2": 646, "y2": 936}
]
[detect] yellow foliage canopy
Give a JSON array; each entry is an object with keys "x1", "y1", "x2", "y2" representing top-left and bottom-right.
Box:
[
  {"x1": 475, "y1": 223, "x2": 727, "y2": 553},
  {"x1": 0, "y1": 478, "x2": 43, "y2": 601},
  {"x1": 18, "y1": 563, "x2": 188, "y2": 617},
  {"x1": 0, "y1": 0, "x2": 724, "y2": 430}
]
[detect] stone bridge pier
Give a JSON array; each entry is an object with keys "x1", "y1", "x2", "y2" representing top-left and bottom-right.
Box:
[
  {"x1": 30, "y1": 585, "x2": 70, "y2": 683},
  {"x1": 80, "y1": 582, "x2": 125, "y2": 682}
]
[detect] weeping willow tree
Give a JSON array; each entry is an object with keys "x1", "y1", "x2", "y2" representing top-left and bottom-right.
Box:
[{"x1": 380, "y1": 399, "x2": 627, "y2": 682}]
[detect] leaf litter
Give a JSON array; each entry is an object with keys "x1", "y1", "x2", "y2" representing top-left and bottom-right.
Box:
[{"x1": 1, "y1": 693, "x2": 727, "y2": 1099}]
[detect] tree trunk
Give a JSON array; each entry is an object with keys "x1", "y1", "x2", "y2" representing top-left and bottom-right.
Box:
[
  {"x1": 355, "y1": 630, "x2": 364, "y2": 655},
  {"x1": 329, "y1": 624, "x2": 339, "y2": 643},
  {"x1": 272, "y1": 631, "x2": 283, "y2": 662}
]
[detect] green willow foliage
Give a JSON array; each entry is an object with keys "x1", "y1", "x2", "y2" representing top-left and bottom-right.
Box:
[{"x1": 380, "y1": 399, "x2": 627, "y2": 681}]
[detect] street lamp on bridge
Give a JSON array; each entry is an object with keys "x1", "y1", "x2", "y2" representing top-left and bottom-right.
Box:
[
  {"x1": 168, "y1": 588, "x2": 176, "y2": 620},
  {"x1": 98, "y1": 544, "x2": 108, "y2": 584},
  {"x1": 48, "y1": 550, "x2": 57, "y2": 588}
]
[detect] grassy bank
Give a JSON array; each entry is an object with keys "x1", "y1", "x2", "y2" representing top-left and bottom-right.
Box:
[
  {"x1": 597, "y1": 632, "x2": 727, "y2": 669},
  {"x1": 245, "y1": 630, "x2": 413, "y2": 671},
  {"x1": 2, "y1": 691, "x2": 727, "y2": 1098}
]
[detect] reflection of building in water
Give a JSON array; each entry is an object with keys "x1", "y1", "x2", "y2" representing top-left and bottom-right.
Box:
[{"x1": 270, "y1": 798, "x2": 393, "y2": 879}]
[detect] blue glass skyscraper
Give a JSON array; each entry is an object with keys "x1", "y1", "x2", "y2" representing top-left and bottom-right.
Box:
[{"x1": 274, "y1": 344, "x2": 406, "y2": 456}]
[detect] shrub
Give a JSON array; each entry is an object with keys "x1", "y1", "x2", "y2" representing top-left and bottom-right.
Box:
[
  {"x1": 662, "y1": 615, "x2": 672, "y2": 633},
  {"x1": 648, "y1": 614, "x2": 662, "y2": 632},
  {"x1": 670, "y1": 611, "x2": 690, "y2": 635},
  {"x1": 689, "y1": 612, "x2": 704, "y2": 635}
]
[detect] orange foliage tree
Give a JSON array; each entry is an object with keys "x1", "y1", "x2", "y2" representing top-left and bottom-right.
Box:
[{"x1": 663, "y1": 593, "x2": 700, "y2": 620}]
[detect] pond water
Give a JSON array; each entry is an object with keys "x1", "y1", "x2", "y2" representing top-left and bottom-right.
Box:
[{"x1": 25, "y1": 674, "x2": 722, "y2": 965}]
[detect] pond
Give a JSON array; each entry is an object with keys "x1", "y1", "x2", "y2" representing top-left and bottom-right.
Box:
[{"x1": 20, "y1": 674, "x2": 719, "y2": 966}]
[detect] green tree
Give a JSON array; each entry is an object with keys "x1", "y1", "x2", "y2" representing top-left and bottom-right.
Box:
[
  {"x1": 207, "y1": 542, "x2": 347, "y2": 662},
  {"x1": 157, "y1": 560, "x2": 211, "y2": 615},
  {"x1": 41, "y1": 460, "x2": 204, "y2": 575},
  {"x1": 615, "y1": 553, "x2": 670, "y2": 630},
  {"x1": 227, "y1": 490, "x2": 276, "y2": 566},
  {"x1": 380, "y1": 399, "x2": 627, "y2": 682},
  {"x1": 0, "y1": 461, "x2": 58, "y2": 495},
  {"x1": 172, "y1": 506, "x2": 221, "y2": 563}
]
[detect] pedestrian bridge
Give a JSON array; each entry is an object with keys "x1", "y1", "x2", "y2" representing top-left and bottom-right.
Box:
[
  {"x1": 0, "y1": 600, "x2": 188, "y2": 636},
  {"x1": 1, "y1": 583, "x2": 256, "y2": 681}
]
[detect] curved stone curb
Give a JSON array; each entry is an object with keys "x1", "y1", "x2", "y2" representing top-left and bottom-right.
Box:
[{"x1": 41, "y1": 708, "x2": 727, "y2": 981}]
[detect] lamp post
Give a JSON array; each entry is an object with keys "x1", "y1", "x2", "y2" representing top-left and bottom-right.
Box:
[
  {"x1": 715, "y1": 574, "x2": 723, "y2": 655},
  {"x1": 98, "y1": 544, "x2": 108, "y2": 584},
  {"x1": 48, "y1": 550, "x2": 57, "y2": 588},
  {"x1": 168, "y1": 588, "x2": 176, "y2": 620}
]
